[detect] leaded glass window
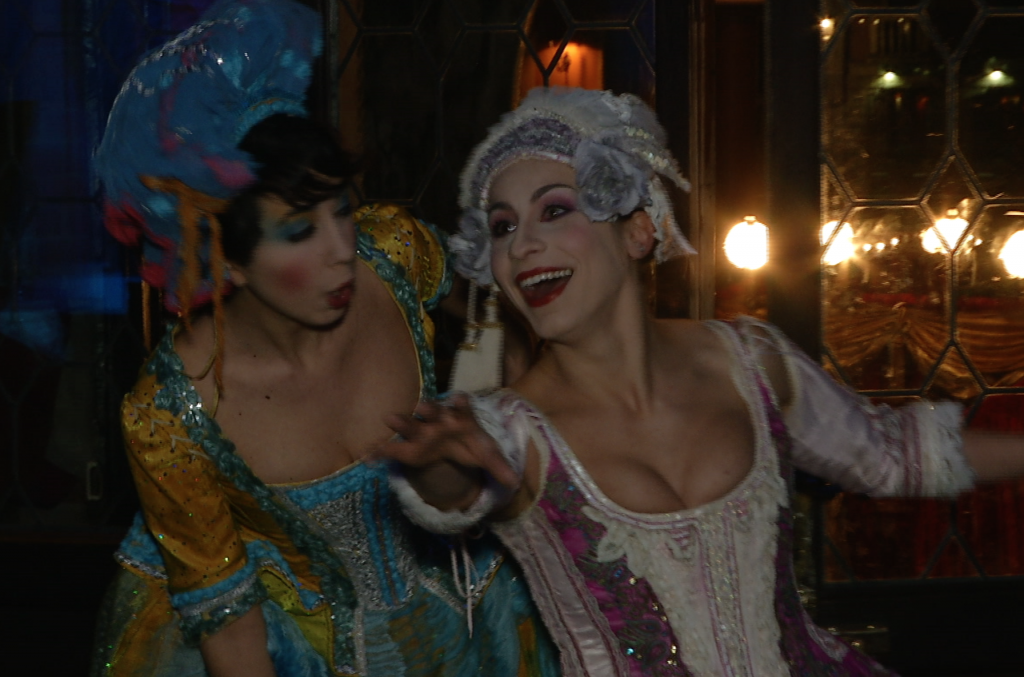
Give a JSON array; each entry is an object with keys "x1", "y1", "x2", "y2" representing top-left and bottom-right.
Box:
[{"x1": 821, "y1": 1, "x2": 1024, "y2": 583}]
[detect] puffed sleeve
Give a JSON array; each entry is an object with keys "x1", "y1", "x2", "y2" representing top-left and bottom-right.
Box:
[
  {"x1": 738, "y1": 318, "x2": 975, "y2": 498},
  {"x1": 122, "y1": 375, "x2": 266, "y2": 643},
  {"x1": 354, "y1": 203, "x2": 453, "y2": 310}
]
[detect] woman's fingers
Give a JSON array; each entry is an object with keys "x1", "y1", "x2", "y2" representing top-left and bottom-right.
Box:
[{"x1": 380, "y1": 400, "x2": 519, "y2": 488}]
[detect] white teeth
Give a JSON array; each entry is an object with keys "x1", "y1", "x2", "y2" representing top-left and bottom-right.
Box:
[{"x1": 519, "y1": 269, "x2": 573, "y2": 288}]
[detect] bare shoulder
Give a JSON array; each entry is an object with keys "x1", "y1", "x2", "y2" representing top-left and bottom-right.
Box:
[
  {"x1": 656, "y1": 319, "x2": 733, "y2": 375},
  {"x1": 646, "y1": 320, "x2": 739, "y2": 404},
  {"x1": 657, "y1": 318, "x2": 792, "y2": 408},
  {"x1": 172, "y1": 314, "x2": 217, "y2": 378},
  {"x1": 733, "y1": 319, "x2": 794, "y2": 409}
]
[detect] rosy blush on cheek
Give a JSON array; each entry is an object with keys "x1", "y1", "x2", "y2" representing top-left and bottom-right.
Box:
[
  {"x1": 273, "y1": 263, "x2": 311, "y2": 293},
  {"x1": 561, "y1": 220, "x2": 599, "y2": 250}
]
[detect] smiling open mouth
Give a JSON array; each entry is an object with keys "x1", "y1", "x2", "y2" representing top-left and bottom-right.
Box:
[
  {"x1": 519, "y1": 269, "x2": 573, "y2": 288},
  {"x1": 517, "y1": 268, "x2": 573, "y2": 307}
]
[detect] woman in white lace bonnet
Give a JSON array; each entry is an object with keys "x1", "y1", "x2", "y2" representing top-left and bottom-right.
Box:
[{"x1": 384, "y1": 86, "x2": 1024, "y2": 676}]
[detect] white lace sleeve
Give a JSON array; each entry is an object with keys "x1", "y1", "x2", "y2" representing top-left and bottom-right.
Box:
[
  {"x1": 738, "y1": 318, "x2": 974, "y2": 498},
  {"x1": 388, "y1": 391, "x2": 529, "y2": 534}
]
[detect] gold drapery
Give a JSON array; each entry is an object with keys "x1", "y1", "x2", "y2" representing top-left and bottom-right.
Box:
[
  {"x1": 825, "y1": 295, "x2": 1024, "y2": 581},
  {"x1": 825, "y1": 299, "x2": 1024, "y2": 398}
]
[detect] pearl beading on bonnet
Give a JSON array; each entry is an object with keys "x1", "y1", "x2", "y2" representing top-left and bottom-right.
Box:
[{"x1": 450, "y1": 86, "x2": 695, "y2": 285}]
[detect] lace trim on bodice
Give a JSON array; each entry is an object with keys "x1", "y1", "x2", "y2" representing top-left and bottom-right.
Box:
[{"x1": 510, "y1": 320, "x2": 795, "y2": 676}]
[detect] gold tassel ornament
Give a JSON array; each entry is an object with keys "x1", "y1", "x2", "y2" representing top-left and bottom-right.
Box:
[{"x1": 448, "y1": 283, "x2": 504, "y2": 393}]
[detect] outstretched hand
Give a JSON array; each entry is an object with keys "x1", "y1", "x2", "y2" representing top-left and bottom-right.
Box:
[{"x1": 379, "y1": 394, "x2": 520, "y2": 492}]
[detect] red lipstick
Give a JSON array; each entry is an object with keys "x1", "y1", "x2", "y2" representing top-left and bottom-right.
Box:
[
  {"x1": 515, "y1": 267, "x2": 572, "y2": 308},
  {"x1": 328, "y1": 281, "x2": 354, "y2": 310}
]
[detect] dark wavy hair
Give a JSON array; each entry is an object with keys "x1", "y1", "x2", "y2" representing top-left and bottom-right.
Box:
[{"x1": 220, "y1": 113, "x2": 356, "y2": 266}]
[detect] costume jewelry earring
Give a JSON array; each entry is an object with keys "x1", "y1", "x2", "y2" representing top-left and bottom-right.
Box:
[{"x1": 448, "y1": 281, "x2": 504, "y2": 392}]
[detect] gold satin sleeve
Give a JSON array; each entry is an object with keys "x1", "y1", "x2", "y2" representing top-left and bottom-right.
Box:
[
  {"x1": 355, "y1": 203, "x2": 448, "y2": 307},
  {"x1": 121, "y1": 372, "x2": 248, "y2": 594}
]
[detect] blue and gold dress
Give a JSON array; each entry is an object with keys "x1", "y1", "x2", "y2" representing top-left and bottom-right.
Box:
[{"x1": 93, "y1": 205, "x2": 561, "y2": 677}]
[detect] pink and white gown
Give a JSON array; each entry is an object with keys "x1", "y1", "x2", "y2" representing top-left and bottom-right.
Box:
[{"x1": 478, "y1": 318, "x2": 972, "y2": 677}]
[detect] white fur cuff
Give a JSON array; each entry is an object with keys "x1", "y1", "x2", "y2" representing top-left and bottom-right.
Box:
[{"x1": 388, "y1": 392, "x2": 529, "y2": 534}]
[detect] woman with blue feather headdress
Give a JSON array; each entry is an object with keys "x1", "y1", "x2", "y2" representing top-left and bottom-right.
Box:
[{"x1": 91, "y1": 2, "x2": 562, "y2": 675}]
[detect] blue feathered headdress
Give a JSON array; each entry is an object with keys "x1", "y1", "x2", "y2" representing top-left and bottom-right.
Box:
[{"x1": 96, "y1": 0, "x2": 322, "y2": 313}]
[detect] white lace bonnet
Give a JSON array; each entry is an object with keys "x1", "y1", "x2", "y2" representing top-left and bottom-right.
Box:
[{"x1": 450, "y1": 86, "x2": 695, "y2": 284}]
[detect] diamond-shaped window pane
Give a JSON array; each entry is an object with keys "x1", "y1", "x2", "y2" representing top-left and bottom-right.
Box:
[
  {"x1": 521, "y1": 0, "x2": 570, "y2": 77},
  {"x1": 573, "y1": 28, "x2": 654, "y2": 104},
  {"x1": 923, "y1": 346, "x2": 981, "y2": 405},
  {"x1": 925, "y1": 535, "x2": 984, "y2": 578},
  {"x1": 823, "y1": 166, "x2": 852, "y2": 227},
  {"x1": 959, "y1": 17, "x2": 1024, "y2": 199},
  {"x1": 635, "y1": 0, "x2": 654, "y2": 59},
  {"x1": 824, "y1": 207, "x2": 947, "y2": 392},
  {"x1": 956, "y1": 206, "x2": 1024, "y2": 388},
  {"x1": 925, "y1": 0, "x2": 978, "y2": 53},
  {"x1": 923, "y1": 158, "x2": 980, "y2": 225},
  {"x1": 821, "y1": 2, "x2": 1024, "y2": 587},
  {"x1": 824, "y1": 16, "x2": 946, "y2": 200},
  {"x1": 417, "y1": 0, "x2": 465, "y2": 72}
]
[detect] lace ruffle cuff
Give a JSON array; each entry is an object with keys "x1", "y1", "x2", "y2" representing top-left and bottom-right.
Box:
[
  {"x1": 172, "y1": 563, "x2": 268, "y2": 645},
  {"x1": 903, "y1": 400, "x2": 974, "y2": 497},
  {"x1": 389, "y1": 392, "x2": 528, "y2": 534}
]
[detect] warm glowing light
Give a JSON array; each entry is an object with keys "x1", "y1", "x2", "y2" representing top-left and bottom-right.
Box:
[
  {"x1": 724, "y1": 216, "x2": 769, "y2": 270},
  {"x1": 890, "y1": 237, "x2": 900, "y2": 247},
  {"x1": 988, "y1": 70, "x2": 1006, "y2": 82},
  {"x1": 875, "y1": 242, "x2": 886, "y2": 251},
  {"x1": 920, "y1": 230, "x2": 943, "y2": 254},
  {"x1": 820, "y1": 221, "x2": 854, "y2": 265},
  {"x1": 883, "y1": 71, "x2": 897, "y2": 82},
  {"x1": 1000, "y1": 230, "x2": 1024, "y2": 278},
  {"x1": 922, "y1": 209, "x2": 968, "y2": 254},
  {"x1": 820, "y1": 18, "x2": 835, "y2": 41},
  {"x1": 517, "y1": 42, "x2": 604, "y2": 103},
  {"x1": 861, "y1": 243, "x2": 872, "y2": 252},
  {"x1": 999, "y1": 229, "x2": 1024, "y2": 276}
]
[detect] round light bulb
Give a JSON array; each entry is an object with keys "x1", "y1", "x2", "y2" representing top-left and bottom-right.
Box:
[
  {"x1": 1000, "y1": 230, "x2": 1024, "y2": 278},
  {"x1": 724, "y1": 216, "x2": 769, "y2": 270}
]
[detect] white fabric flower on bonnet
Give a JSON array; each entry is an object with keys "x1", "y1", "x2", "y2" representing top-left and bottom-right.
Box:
[{"x1": 451, "y1": 87, "x2": 695, "y2": 284}]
